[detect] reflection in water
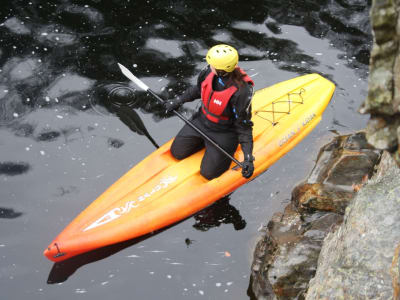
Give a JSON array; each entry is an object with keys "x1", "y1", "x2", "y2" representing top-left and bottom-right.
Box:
[
  {"x1": 329, "y1": 129, "x2": 341, "y2": 136},
  {"x1": 47, "y1": 223, "x2": 178, "y2": 284},
  {"x1": 54, "y1": 186, "x2": 78, "y2": 197},
  {"x1": 0, "y1": 207, "x2": 23, "y2": 219},
  {"x1": 184, "y1": 237, "x2": 196, "y2": 248},
  {"x1": 97, "y1": 82, "x2": 160, "y2": 148},
  {"x1": 193, "y1": 196, "x2": 246, "y2": 231},
  {"x1": 36, "y1": 130, "x2": 61, "y2": 142},
  {"x1": 116, "y1": 107, "x2": 160, "y2": 148},
  {"x1": 46, "y1": 196, "x2": 244, "y2": 283},
  {"x1": 47, "y1": 236, "x2": 146, "y2": 284},
  {"x1": 332, "y1": 118, "x2": 348, "y2": 128},
  {"x1": 107, "y1": 137, "x2": 124, "y2": 148},
  {"x1": 0, "y1": 162, "x2": 30, "y2": 176},
  {"x1": 0, "y1": 0, "x2": 372, "y2": 128}
]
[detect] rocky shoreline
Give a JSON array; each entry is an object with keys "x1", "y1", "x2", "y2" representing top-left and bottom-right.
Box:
[
  {"x1": 250, "y1": 132, "x2": 390, "y2": 299},
  {"x1": 250, "y1": 0, "x2": 400, "y2": 298}
]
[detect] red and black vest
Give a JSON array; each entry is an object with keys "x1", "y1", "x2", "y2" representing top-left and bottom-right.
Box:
[{"x1": 201, "y1": 67, "x2": 254, "y2": 124}]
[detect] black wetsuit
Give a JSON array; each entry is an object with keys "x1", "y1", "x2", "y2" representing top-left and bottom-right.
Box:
[{"x1": 170, "y1": 66, "x2": 254, "y2": 180}]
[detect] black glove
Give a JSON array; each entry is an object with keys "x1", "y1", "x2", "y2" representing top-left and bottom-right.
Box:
[
  {"x1": 242, "y1": 154, "x2": 254, "y2": 179},
  {"x1": 164, "y1": 98, "x2": 183, "y2": 113}
]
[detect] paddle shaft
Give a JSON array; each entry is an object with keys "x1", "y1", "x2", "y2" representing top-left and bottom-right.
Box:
[{"x1": 147, "y1": 89, "x2": 243, "y2": 168}]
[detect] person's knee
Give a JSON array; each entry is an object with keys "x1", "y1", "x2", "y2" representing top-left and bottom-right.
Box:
[
  {"x1": 200, "y1": 168, "x2": 217, "y2": 180},
  {"x1": 170, "y1": 145, "x2": 187, "y2": 160},
  {"x1": 200, "y1": 165, "x2": 226, "y2": 180},
  {"x1": 170, "y1": 136, "x2": 204, "y2": 160}
]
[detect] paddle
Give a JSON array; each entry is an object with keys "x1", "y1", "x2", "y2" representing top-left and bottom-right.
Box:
[
  {"x1": 97, "y1": 82, "x2": 160, "y2": 148},
  {"x1": 117, "y1": 63, "x2": 243, "y2": 168},
  {"x1": 116, "y1": 107, "x2": 160, "y2": 149}
]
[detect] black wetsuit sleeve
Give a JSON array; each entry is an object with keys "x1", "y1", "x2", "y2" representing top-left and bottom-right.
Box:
[
  {"x1": 177, "y1": 67, "x2": 210, "y2": 103},
  {"x1": 232, "y1": 84, "x2": 254, "y2": 157},
  {"x1": 178, "y1": 85, "x2": 200, "y2": 103}
]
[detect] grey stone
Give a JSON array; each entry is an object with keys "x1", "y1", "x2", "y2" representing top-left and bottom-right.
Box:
[
  {"x1": 294, "y1": 133, "x2": 380, "y2": 214},
  {"x1": 250, "y1": 133, "x2": 382, "y2": 299},
  {"x1": 361, "y1": 0, "x2": 400, "y2": 116},
  {"x1": 251, "y1": 203, "x2": 343, "y2": 299},
  {"x1": 306, "y1": 152, "x2": 400, "y2": 299},
  {"x1": 365, "y1": 116, "x2": 400, "y2": 150}
]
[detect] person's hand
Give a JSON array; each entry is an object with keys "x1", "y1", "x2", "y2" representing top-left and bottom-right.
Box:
[
  {"x1": 242, "y1": 154, "x2": 254, "y2": 179},
  {"x1": 164, "y1": 98, "x2": 183, "y2": 113}
]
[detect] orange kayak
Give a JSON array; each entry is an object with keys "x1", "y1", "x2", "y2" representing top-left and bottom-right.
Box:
[{"x1": 44, "y1": 73, "x2": 335, "y2": 262}]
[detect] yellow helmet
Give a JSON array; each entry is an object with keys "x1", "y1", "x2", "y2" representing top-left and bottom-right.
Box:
[{"x1": 206, "y1": 44, "x2": 238, "y2": 72}]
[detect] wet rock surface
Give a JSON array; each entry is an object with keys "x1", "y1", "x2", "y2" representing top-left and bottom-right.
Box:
[
  {"x1": 250, "y1": 133, "x2": 382, "y2": 299},
  {"x1": 361, "y1": 0, "x2": 400, "y2": 157},
  {"x1": 306, "y1": 151, "x2": 400, "y2": 299},
  {"x1": 251, "y1": 204, "x2": 343, "y2": 299},
  {"x1": 362, "y1": 0, "x2": 399, "y2": 116},
  {"x1": 294, "y1": 132, "x2": 380, "y2": 214},
  {"x1": 365, "y1": 115, "x2": 400, "y2": 151}
]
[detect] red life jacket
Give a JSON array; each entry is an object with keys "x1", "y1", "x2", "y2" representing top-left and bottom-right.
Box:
[{"x1": 201, "y1": 68, "x2": 254, "y2": 124}]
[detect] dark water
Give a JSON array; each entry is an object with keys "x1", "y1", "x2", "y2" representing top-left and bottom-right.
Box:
[{"x1": 0, "y1": 1, "x2": 371, "y2": 299}]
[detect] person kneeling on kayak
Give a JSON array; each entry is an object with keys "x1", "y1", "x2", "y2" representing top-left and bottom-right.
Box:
[{"x1": 165, "y1": 44, "x2": 255, "y2": 180}]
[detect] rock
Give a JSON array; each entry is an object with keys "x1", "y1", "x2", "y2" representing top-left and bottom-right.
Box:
[
  {"x1": 365, "y1": 66, "x2": 395, "y2": 115},
  {"x1": 365, "y1": 115, "x2": 400, "y2": 150},
  {"x1": 371, "y1": 150, "x2": 398, "y2": 182},
  {"x1": 394, "y1": 53, "x2": 400, "y2": 115},
  {"x1": 294, "y1": 132, "x2": 380, "y2": 214},
  {"x1": 305, "y1": 151, "x2": 400, "y2": 299},
  {"x1": 370, "y1": 1, "x2": 397, "y2": 44},
  {"x1": 360, "y1": 0, "x2": 400, "y2": 153},
  {"x1": 397, "y1": 126, "x2": 400, "y2": 164},
  {"x1": 361, "y1": 0, "x2": 400, "y2": 116},
  {"x1": 292, "y1": 183, "x2": 354, "y2": 215},
  {"x1": 251, "y1": 203, "x2": 343, "y2": 299},
  {"x1": 250, "y1": 133, "x2": 380, "y2": 299}
]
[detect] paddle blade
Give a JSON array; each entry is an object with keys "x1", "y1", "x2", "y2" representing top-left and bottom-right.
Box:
[{"x1": 117, "y1": 63, "x2": 149, "y2": 91}]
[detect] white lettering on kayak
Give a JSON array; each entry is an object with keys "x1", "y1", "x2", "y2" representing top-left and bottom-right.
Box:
[
  {"x1": 83, "y1": 176, "x2": 178, "y2": 232},
  {"x1": 278, "y1": 113, "x2": 316, "y2": 147}
]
